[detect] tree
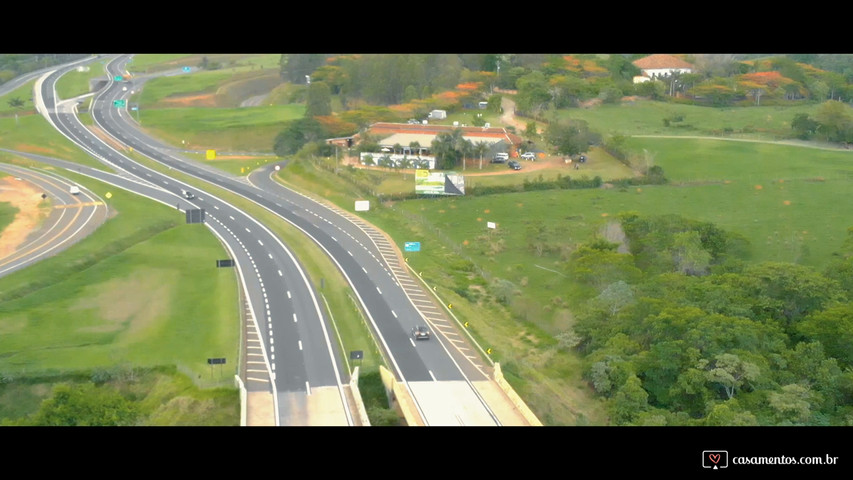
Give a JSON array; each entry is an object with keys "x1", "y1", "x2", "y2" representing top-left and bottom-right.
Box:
[
  {"x1": 473, "y1": 141, "x2": 489, "y2": 170},
  {"x1": 797, "y1": 304, "x2": 853, "y2": 367},
  {"x1": 768, "y1": 384, "x2": 816, "y2": 424},
  {"x1": 813, "y1": 100, "x2": 853, "y2": 143},
  {"x1": 610, "y1": 374, "x2": 649, "y2": 424},
  {"x1": 273, "y1": 117, "x2": 328, "y2": 156},
  {"x1": 7, "y1": 96, "x2": 24, "y2": 125},
  {"x1": 704, "y1": 353, "x2": 761, "y2": 400},
  {"x1": 744, "y1": 262, "x2": 844, "y2": 325},
  {"x1": 23, "y1": 383, "x2": 139, "y2": 426},
  {"x1": 791, "y1": 113, "x2": 819, "y2": 139},
  {"x1": 704, "y1": 400, "x2": 759, "y2": 426},
  {"x1": 305, "y1": 81, "x2": 332, "y2": 117},
  {"x1": 545, "y1": 119, "x2": 598, "y2": 156},
  {"x1": 281, "y1": 54, "x2": 329, "y2": 83},
  {"x1": 515, "y1": 71, "x2": 551, "y2": 115},
  {"x1": 670, "y1": 231, "x2": 712, "y2": 276}
]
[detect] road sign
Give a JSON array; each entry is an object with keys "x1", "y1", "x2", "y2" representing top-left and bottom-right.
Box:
[
  {"x1": 186, "y1": 209, "x2": 205, "y2": 224},
  {"x1": 404, "y1": 242, "x2": 421, "y2": 252},
  {"x1": 216, "y1": 259, "x2": 234, "y2": 268},
  {"x1": 113, "y1": 99, "x2": 126, "y2": 108},
  {"x1": 105, "y1": 192, "x2": 112, "y2": 199},
  {"x1": 114, "y1": 75, "x2": 123, "y2": 81},
  {"x1": 182, "y1": 66, "x2": 191, "y2": 72},
  {"x1": 350, "y1": 351, "x2": 363, "y2": 360},
  {"x1": 207, "y1": 358, "x2": 226, "y2": 365}
]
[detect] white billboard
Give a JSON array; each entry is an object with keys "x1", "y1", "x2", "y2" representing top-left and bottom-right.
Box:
[{"x1": 415, "y1": 170, "x2": 465, "y2": 196}]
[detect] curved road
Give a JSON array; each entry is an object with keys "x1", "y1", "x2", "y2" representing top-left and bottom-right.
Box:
[
  {"x1": 35, "y1": 58, "x2": 354, "y2": 426},
  {"x1": 0, "y1": 162, "x2": 108, "y2": 278}
]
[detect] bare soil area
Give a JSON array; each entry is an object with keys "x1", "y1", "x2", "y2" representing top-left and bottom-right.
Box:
[{"x1": 0, "y1": 177, "x2": 49, "y2": 259}]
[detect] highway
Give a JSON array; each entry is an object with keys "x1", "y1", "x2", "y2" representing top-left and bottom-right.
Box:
[
  {"x1": 34, "y1": 58, "x2": 353, "y2": 426},
  {"x1": 29, "y1": 54, "x2": 526, "y2": 426}
]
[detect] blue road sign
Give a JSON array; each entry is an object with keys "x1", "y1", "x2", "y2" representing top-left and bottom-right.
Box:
[
  {"x1": 182, "y1": 66, "x2": 191, "y2": 72},
  {"x1": 404, "y1": 242, "x2": 421, "y2": 252}
]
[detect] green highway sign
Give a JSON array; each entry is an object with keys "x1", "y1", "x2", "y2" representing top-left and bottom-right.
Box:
[{"x1": 113, "y1": 99, "x2": 126, "y2": 108}]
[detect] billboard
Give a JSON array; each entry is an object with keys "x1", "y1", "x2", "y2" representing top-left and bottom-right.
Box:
[{"x1": 415, "y1": 169, "x2": 465, "y2": 196}]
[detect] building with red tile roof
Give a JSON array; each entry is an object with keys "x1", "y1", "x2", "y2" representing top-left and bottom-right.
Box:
[{"x1": 632, "y1": 54, "x2": 695, "y2": 82}]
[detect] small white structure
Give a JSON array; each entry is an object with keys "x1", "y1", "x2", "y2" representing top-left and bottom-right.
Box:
[{"x1": 428, "y1": 109, "x2": 447, "y2": 120}]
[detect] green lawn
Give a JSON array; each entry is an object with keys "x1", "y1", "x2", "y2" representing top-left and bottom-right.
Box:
[
  {"x1": 554, "y1": 98, "x2": 818, "y2": 139},
  {"x1": 0, "y1": 169, "x2": 239, "y2": 383}
]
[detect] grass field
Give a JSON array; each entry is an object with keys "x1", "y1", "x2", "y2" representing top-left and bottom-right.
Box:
[
  {"x1": 0, "y1": 115, "x2": 113, "y2": 171},
  {"x1": 554, "y1": 98, "x2": 819, "y2": 138},
  {"x1": 0, "y1": 168, "x2": 239, "y2": 384},
  {"x1": 136, "y1": 104, "x2": 304, "y2": 151}
]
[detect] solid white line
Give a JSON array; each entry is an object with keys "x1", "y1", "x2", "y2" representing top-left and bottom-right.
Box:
[
  {"x1": 287, "y1": 291, "x2": 291, "y2": 298},
  {"x1": 429, "y1": 371, "x2": 436, "y2": 381},
  {"x1": 278, "y1": 270, "x2": 282, "y2": 276},
  {"x1": 298, "y1": 341, "x2": 303, "y2": 350},
  {"x1": 392, "y1": 310, "x2": 397, "y2": 318},
  {"x1": 293, "y1": 314, "x2": 297, "y2": 323},
  {"x1": 377, "y1": 287, "x2": 382, "y2": 294}
]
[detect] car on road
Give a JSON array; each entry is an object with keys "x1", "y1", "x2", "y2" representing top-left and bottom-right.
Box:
[
  {"x1": 182, "y1": 189, "x2": 195, "y2": 199},
  {"x1": 508, "y1": 160, "x2": 521, "y2": 170},
  {"x1": 412, "y1": 325, "x2": 431, "y2": 340},
  {"x1": 520, "y1": 152, "x2": 536, "y2": 161},
  {"x1": 69, "y1": 186, "x2": 80, "y2": 195}
]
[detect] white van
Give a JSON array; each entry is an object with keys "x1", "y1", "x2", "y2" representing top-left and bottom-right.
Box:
[{"x1": 69, "y1": 186, "x2": 80, "y2": 195}]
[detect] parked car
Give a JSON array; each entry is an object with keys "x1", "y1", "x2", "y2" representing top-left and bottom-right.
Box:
[
  {"x1": 491, "y1": 152, "x2": 509, "y2": 163},
  {"x1": 412, "y1": 325, "x2": 431, "y2": 340},
  {"x1": 520, "y1": 152, "x2": 536, "y2": 161},
  {"x1": 508, "y1": 160, "x2": 522, "y2": 170}
]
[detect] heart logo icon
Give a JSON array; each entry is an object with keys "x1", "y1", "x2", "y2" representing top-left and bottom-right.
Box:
[{"x1": 709, "y1": 454, "x2": 720, "y2": 464}]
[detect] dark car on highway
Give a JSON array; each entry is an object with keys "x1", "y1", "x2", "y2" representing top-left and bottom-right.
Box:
[{"x1": 412, "y1": 325, "x2": 431, "y2": 340}]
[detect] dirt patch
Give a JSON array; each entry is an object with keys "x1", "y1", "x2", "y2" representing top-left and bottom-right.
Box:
[
  {"x1": 160, "y1": 93, "x2": 219, "y2": 108},
  {"x1": 0, "y1": 177, "x2": 51, "y2": 259}
]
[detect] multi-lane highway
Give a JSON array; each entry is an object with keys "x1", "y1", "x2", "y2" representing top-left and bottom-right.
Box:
[
  {"x1": 34, "y1": 57, "x2": 354, "y2": 426},
  {"x1": 26, "y1": 54, "x2": 532, "y2": 426}
]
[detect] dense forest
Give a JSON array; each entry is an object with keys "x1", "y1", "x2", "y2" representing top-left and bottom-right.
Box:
[{"x1": 563, "y1": 213, "x2": 853, "y2": 425}]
